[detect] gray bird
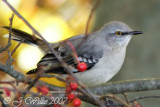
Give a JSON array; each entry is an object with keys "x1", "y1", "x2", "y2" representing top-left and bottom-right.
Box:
[{"x1": 3, "y1": 21, "x2": 143, "y2": 86}]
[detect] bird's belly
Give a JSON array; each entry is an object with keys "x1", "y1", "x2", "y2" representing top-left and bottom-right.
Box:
[{"x1": 76, "y1": 49, "x2": 126, "y2": 86}]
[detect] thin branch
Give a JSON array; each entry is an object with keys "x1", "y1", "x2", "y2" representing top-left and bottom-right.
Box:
[
  {"x1": 5, "y1": 14, "x2": 15, "y2": 66},
  {"x1": 11, "y1": 42, "x2": 22, "y2": 56},
  {"x1": 6, "y1": 42, "x2": 22, "y2": 66},
  {"x1": 0, "y1": 63, "x2": 63, "y2": 91},
  {"x1": 85, "y1": 0, "x2": 101, "y2": 35},
  {"x1": 129, "y1": 95, "x2": 160, "y2": 103},
  {"x1": 122, "y1": 93, "x2": 129, "y2": 104},
  {"x1": 76, "y1": 0, "x2": 101, "y2": 50},
  {"x1": 8, "y1": 14, "x2": 14, "y2": 46},
  {"x1": 0, "y1": 14, "x2": 14, "y2": 53},
  {"x1": 6, "y1": 49, "x2": 14, "y2": 66},
  {"x1": 21, "y1": 66, "x2": 45, "y2": 99}
]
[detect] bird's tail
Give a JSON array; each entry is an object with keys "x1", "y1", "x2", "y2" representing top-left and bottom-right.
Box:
[
  {"x1": 2, "y1": 26, "x2": 49, "y2": 52},
  {"x1": 2, "y1": 26, "x2": 44, "y2": 46}
]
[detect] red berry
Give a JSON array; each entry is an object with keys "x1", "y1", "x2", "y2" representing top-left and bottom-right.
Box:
[
  {"x1": 73, "y1": 98, "x2": 81, "y2": 107},
  {"x1": 4, "y1": 88, "x2": 11, "y2": 97},
  {"x1": 37, "y1": 86, "x2": 49, "y2": 95},
  {"x1": 77, "y1": 62, "x2": 87, "y2": 72},
  {"x1": 41, "y1": 86, "x2": 49, "y2": 95},
  {"x1": 70, "y1": 83, "x2": 78, "y2": 90},
  {"x1": 67, "y1": 93, "x2": 75, "y2": 101}
]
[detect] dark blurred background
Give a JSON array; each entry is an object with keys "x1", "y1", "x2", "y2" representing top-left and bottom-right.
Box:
[{"x1": 0, "y1": 0, "x2": 160, "y2": 107}]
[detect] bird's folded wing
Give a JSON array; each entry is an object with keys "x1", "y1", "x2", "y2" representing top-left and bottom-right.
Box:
[{"x1": 26, "y1": 52, "x2": 101, "y2": 74}]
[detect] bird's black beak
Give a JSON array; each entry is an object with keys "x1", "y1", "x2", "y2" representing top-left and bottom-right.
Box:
[
  {"x1": 122, "y1": 31, "x2": 143, "y2": 36},
  {"x1": 129, "y1": 31, "x2": 143, "y2": 35}
]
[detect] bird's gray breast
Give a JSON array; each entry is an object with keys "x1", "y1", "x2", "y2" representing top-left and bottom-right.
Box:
[{"x1": 76, "y1": 47, "x2": 126, "y2": 86}]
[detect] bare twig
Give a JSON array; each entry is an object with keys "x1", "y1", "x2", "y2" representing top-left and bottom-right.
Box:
[
  {"x1": 0, "y1": 14, "x2": 14, "y2": 53},
  {"x1": 122, "y1": 93, "x2": 129, "y2": 104},
  {"x1": 11, "y1": 42, "x2": 22, "y2": 56},
  {"x1": 6, "y1": 49, "x2": 14, "y2": 66},
  {"x1": 0, "y1": 63, "x2": 63, "y2": 91},
  {"x1": 5, "y1": 14, "x2": 15, "y2": 66},
  {"x1": 6, "y1": 42, "x2": 22, "y2": 66},
  {"x1": 21, "y1": 66, "x2": 49, "y2": 98},
  {"x1": 85, "y1": 0, "x2": 101, "y2": 35},
  {"x1": 76, "y1": 0, "x2": 101, "y2": 50},
  {"x1": 129, "y1": 95, "x2": 160, "y2": 103},
  {"x1": 8, "y1": 14, "x2": 14, "y2": 46}
]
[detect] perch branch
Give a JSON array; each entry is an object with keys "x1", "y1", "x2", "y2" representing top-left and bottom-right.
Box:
[{"x1": 89, "y1": 78, "x2": 160, "y2": 95}]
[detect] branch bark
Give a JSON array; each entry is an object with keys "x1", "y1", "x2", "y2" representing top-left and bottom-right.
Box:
[
  {"x1": 88, "y1": 78, "x2": 160, "y2": 95},
  {"x1": 0, "y1": 63, "x2": 63, "y2": 91}
]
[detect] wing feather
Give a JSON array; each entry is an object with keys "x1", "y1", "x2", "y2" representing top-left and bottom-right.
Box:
[{"x1": 26, "y1": 52, "x2": 101, "y2": 74}]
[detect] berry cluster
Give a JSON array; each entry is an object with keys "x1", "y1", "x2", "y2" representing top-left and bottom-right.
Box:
[{"x1": 66, "y1": 77, "x2": 81, "y2": 107}]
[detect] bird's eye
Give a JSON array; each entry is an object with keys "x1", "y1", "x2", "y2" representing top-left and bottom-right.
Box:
[{"x1": 115, "y1": 31, "x2": 122, "y2": 36}]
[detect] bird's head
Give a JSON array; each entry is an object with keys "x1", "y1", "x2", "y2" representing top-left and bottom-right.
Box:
[{"x1": 101, "y1": 21, "x2": 143, "y2": 48}]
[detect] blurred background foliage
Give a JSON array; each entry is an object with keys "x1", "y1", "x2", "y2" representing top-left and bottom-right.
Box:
[{"x1": 0, "y1": 0, "x2": 160, "y2": 107}]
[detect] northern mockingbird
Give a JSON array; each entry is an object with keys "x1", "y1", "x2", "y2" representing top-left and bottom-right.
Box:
[{"x1": 3, "y1": 21, "x2": 143, "y2": 86}]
